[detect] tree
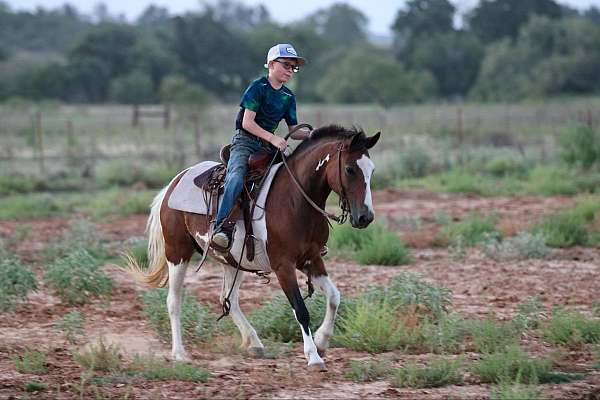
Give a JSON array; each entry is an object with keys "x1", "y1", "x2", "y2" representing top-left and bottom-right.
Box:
[
  {"x1": 110, "y1": 70, "x2": 154, "y2": 104},
  {"x1": 318, "y1": 46, "x2": 436, "y2": 107},
  {"x1": 305, "y1": 3, "x2": 368, "y2": 47},
  {"x1": 466, "y1": 0, "x2": 562, "y2": 44}
]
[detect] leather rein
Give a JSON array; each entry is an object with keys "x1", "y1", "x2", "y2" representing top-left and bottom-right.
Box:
[{"x1": 280, "y1": 124, "x2": 350, "y2": 225}]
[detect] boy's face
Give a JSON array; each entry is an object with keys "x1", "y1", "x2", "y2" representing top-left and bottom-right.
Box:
[{"x1": 269, "y1": 57, "x2": 300, "y2": 83}]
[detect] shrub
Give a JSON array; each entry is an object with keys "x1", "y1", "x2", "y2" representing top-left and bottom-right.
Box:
[
  {"x1": 391, "y1": 357, "x2": 463, "y2": 388},
  {"x1": 12, "y1": 350, "x2": 48, "y2": 374},
  {"x1": 329, "y1": 221, "x2": 411, "y2": 265},
  {"x1": 541, "y1": 308, "x2": 600, "y2": 348},
  {"x1": 437, "y1": 170, "x2": 492, "y2": 195},
  {"x1": 0, "y1": 257, "x2": 37, "y2": 312},
  {"x1": 442, "y1": 213, "x2": 500, "y2": 246},
  {"x1": 44, "y1": 248, "x2": 113, "y2": 305},
  {"x1": 54, "y1": 311, "x2": 85, "y2": 344},
  {"x1": 422, "y1": 314, "x2": 468, "y2": 354},
  {"x1": 490, "y1": 382, "x2": 543, "y2": 400},
  {"x1": 85, "y1": 189, "x2": 154, "y2": 218},
  {"x1": 466, "y1": 317, "x2": 521, "y2": 354},
  {"x1": 481, "y1": 232, "x2": 549, "y2": 261},
  {"x1": 533, "y1": 199, "x2": 600, "y2": 247},
  {"x1": 0, "y1": 193, "x2": 71, "y2": 219},
  {"x1": 141, "y1": 288, "x2": 216, "y2": 343},
  {"x1": 512, "y1": 297, "x2": 545, "y2": 331},
  {"x1": 43, "y1": 219, "x2": 107, "y2": 262},
  {"x1": 560, "y1": 124, "x2": 600, "y2": 169},
  {"x1": 74, "y1": 337, "x2": 121, "y2": 372},
  {"x1": 24, "y1": 381, "x2": 47, "y2": 392},
  {"x1": 470, "y1": 346, "x2": 551, "y2": 384},
  {"x1": 344, "y1": 359, "x2": 392, "y2": 381},
  {"x1": 130, "y1": 353, "x2": 209, "y2": 382},
  {"x1": 398, "y1": 146, "x2": 432, "y2": 178}
]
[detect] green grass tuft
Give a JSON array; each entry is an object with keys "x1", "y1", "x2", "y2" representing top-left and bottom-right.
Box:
[
  {"x1": 541, "y1": 308, "x2": 600, "y2": 348},
  {"x1": 24, "y1": 380, "x2": 47, "y2": 392},
  {"x1": 470, "y1": 346, "x2": 552, "y2": 384},
  {"x1": 12, "y1": 350, "x2": 48, "y2": 374},
  {"x1": 0, "y1": 256, "x2": 37, "y2": 312},
  {"x1": 442, "y1": 213, "x2": 500, "y2": 246},
  {"x1": 466, "y1": 317, "x2": 521, "y2": 354},
  {"x1": 533, "y1": 198, "x2": 600, "y2": 247},
  {"x1": 74, "y1": 337, "x2": 122, "y2": 372},
  {"x1": 130, "y1": 353, "x2": 209, "y2": 382},
  {"x1": 343, "y1": 359, "x2": 392, "y2": 382},
  {"x1": 54, "y1": 311, "x2": 85, "y2": 344},
  {"x1": 490, "y1": 382, "x2": 543, "y2": 400},
  {"x1": 391, "y1": 357, "x2": 463, "y2": 388}
]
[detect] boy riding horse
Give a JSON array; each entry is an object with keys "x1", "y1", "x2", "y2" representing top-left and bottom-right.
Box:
[{"x1": 212, "y1": 43, "x2": 310, "y2": 250}]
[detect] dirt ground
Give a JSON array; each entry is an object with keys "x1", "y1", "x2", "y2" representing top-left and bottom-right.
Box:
[{"x1": 1, "y1": 188, "x2": 599, "y2": 399}]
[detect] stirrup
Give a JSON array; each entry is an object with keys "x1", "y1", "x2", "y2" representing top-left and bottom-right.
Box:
[{"x1": 211, "y1": 231, "x2": 232, "y2": 253}]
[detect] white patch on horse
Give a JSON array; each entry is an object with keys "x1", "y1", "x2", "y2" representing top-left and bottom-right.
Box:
[
  {"x1": 356, "y1": 155, "x2": 375, "y2": 214},
  {"x1": 315, "y1": 154, "x2": 330, "y2": 171},
  {"x1": 292, "y1": 310, "x2": 325, "y2": 367},
  {"x1": 312, "y1": 275, "x2": 340, "y2": 351}
]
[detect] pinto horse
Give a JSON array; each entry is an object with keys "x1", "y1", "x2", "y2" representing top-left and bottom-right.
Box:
[{"x1": 128, "y1": 125, "x2": 380, "y2": 371}]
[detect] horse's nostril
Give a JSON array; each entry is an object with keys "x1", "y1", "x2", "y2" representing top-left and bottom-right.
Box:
[{"x1": 358, "y1": 215, "x2": 367, "y2": 225}]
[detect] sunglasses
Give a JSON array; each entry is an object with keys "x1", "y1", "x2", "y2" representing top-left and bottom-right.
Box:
[{"x1": 274, "y1": 59, "x2": 300, "y2": 73}]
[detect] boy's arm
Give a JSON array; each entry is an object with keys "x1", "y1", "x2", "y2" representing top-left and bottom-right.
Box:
[
  {"x1": 287, "y1": 124, "x2": 311, "y2": 140},
  {"x1": 242, "y1": 109, "x2": 287, "y2": 151}
]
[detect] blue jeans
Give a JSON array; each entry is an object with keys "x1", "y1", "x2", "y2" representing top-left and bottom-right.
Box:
[{"x1": 214, "y1": 130, "x2": 275, "y2": 230}]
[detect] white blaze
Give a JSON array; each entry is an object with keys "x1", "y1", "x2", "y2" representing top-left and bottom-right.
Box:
[{"x1": 356, "y1": 155, "x2": 375, "y2": 214}]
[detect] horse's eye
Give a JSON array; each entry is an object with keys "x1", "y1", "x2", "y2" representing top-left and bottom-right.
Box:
[{"x1": 345, "y1": 166, "x2": 355, "y2": 176}]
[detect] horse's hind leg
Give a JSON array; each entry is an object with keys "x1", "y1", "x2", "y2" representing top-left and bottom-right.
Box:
[
  {"x1": 221, "y1": 266, "x2": 265, "y2": 357},
  {"x1": 303, "y1": 257, "x2": 340, "y2": 356},
  {"x1": 167, "y1": 260, "x2": 190, "y2": 361}
]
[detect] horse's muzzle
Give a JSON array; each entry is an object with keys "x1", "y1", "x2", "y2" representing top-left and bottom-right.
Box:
[{"x1": 351, "y1": 210, "x2": 374, "y2": 229}]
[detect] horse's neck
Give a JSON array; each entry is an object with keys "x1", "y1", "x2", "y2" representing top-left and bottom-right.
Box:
[{"x1": 285, "y1": 140, "x2": 337, "y2": 208}]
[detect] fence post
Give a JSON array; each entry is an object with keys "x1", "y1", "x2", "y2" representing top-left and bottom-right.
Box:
[
  {"x1": 164, "y1": 104, "x2": 171, "y2": 129},
  {"x1": 132, "y1": 104, "x2": 139, "y2": 127},
  {"x1": 192, "y1": 113, "x2": 202, "y2": 159},
  {"x1": 66, "y1": 119, "x2": 76, "y2": 167},
  {"x1": 35, "y1": 110, "x2": 45, "y2": 176}
]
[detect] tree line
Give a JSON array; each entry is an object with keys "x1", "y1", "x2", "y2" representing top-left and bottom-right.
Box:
[{"x1": 1, "y1": 0, "x2": 599, "y2": 106}]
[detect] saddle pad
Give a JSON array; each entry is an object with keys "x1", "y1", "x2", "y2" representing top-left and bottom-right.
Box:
[{"x1": 168, "y1": 161, "x2": 220, "y2": 214}]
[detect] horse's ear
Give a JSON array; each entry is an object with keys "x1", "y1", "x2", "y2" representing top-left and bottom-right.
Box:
[
  {"x1": 349, "y1": 133, "x2": 363, "y2": 149},
  {"x1": 365, "y1": 132, "x2": 381, "y2": 149}
]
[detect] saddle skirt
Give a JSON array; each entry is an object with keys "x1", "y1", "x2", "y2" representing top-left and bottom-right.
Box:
[{"x1": 167, "y1": 161, "x2": 283, "y2": 272}]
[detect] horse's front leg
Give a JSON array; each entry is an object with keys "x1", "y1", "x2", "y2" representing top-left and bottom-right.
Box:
[
  {"x1": 276, "y1": 265, "x2": 326, "y2": 371},
  {"x1": 307, "y1": 258, "x2": 340, "y2": 356}
]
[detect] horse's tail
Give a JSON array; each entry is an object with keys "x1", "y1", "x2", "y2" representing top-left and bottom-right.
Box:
[{"x1": 125, "y1": 185, "x2": 169, "y2": 288}]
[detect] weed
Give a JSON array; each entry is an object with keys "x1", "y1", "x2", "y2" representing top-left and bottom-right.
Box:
[
  {"x1": 43, "y1": 219, "x2": 107, "y2": 262},
  {"x1": 24, "y1": 380, "x2": 47, "y2": 392},
  {"x1": 433, "y1": 210, "x2": 452, "y2": 226},
  {"x1": 54, "y1": 311, "x2": 85, "y2": 344},
  {"x1": 490, "y1": 381, "x2": 543, "y2": 400},
  {"x1": 329, "y1": 221, "x2": 411, "y2": 265},
  {"x1": 560, "y1": 124, "x2": 600, "y2": 169},
  {"x1": 541, "y1": 308, "x2": 600, "y2": 348},
  {"x1": 44, "y1": 248, "x2": 112, "y2": 305},
  {"x1": 466, "y1": 317, "x2": 521, "y2": 354},
  {"x1": 130, "y1": 353, "x2": 209, "y2": 382},
  {"x1": 448, "y1": 235, "x2": 467, "y2": 261},
  {"x1": 391, "y1": 357, "x2": 463, "y2": 388},
  {"x1": 74, "y1": 337, "x2": 122, "y2": 372},
  {"x1": 470, "y1": 346, "x2": 552, "y2": 384},
  {"x1": 12, "y1": 350, "x2": 48, "y2": 374},
  {"x1": 422, "y1": 314, "x2": 468, "y2": 354},
  {"x1": 533, "y1": 199, "x2": 600, "y2": 247},
  {"x1": 344, "y1": 359, "x2": 392, "y2": 381},
  {"x1": 442, "y1": 212, "x2": 500, "y2": 246},
  {"x1": 481, "y1": 232, "x2": 550, "y2": 261},
  {"x1": 0, "y1": 257, "x2": 37, "y2": 312},
  {"x1": 141, "y1": 288, "x2": 216, "y2": 343},
  {"x1": 513, "y1": 297, "x2": 545, "y2": 331}
]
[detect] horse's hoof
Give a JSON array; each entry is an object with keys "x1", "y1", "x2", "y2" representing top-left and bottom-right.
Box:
[
  {"x1": 308, "y1": 362, "x2": 327, "y2": 372},
  {"x1": 247, "y1": 347, "x2": 265, "y2": 358},
  {"x1": 173, "y1": 353, "x2": 191, "y2": 362},
  {"x1": 317, "y1": 347, "x2": 326, "y2": 357}
]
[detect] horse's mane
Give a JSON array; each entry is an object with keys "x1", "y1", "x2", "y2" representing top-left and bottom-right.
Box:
[{"x1": 289, "y1": 124, "x2": 366, "y2": 160}]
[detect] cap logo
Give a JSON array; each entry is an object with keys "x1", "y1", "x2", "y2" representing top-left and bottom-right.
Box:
[{"x1": 286, "y1": 47, "x2": 297, "y2": 56}]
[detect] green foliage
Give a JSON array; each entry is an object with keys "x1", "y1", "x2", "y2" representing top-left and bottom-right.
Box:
[
  {"x1": 44, "y1": 248, "x2": 112, "y2": 305},
  {"x1": 12, "y1": 350, "x2": 48, "y2": 374},
  {"x1": 422, "y1": 314, "x2": 468, "y2": 354},
  {"x1": 560, "y1": 124, "x2": 600, "y2": 169},
  {"x1": 470, "y1": 346, "x2": 551, "y2": 384},
  {"x1": 391, "y1": 357, "x2": 463, "y2": 388},
  {"x1": 130, "y1": 353, "x2": 209, "y2": 382},
  {"x1": 0, "y1": 192, "x2": 72, "y2": 220},
  {"x1": 74, "y1": 337, "x2": 122, "y2": 372},
  {"x1": 85, "y1": 188, "x2": 154, "y2": 218},
  {"x1": 109, "y1": 70, "x2": 154, "y2": 104},
  {"x1": 0, "y1": 174, "x2": 44, "y2": 195},
  {"x1": 466, "y1": 317, "x2": 521, "y2": 354},
  {"x1": 513, "y1": 297, "x2": 545, "y2": 331},
  {"x1": 24, "y1": 381, "x2": 47, "y2": 392},
  {"x1": 442, "y1": 212, "x2": 499, "y2": 246},
  {"x1": 343, "y1": 359, "x2": 392, "y2": 381},
  {"x1": 0, "y1": 257, "x2": 37, "y2": 312},
  {"x1": 328, "y1": 221, "x2": 411, "y2": 265},
  {"x1": 96, "y1": 162, "x2": 178, "y2": 189},
  {"x1": 490, "y1": 382, "x2": 543, "y2": 400},
  {"x1": 541, "y1": 308, "x2": 600, "y2": 348},
  {"x1": 54, "y1": 311, "x2": 85, "y2": 344},
  {"x1": 533, "y1": 199, "x2": 600, "y2": 247},
  {"x1": 398, "y1": 146, "x2": 432, "y2": 178},
  {"x1": 141, "y1": 288, "x2": 216, "y2": 343},
  {"x1": 43, "y1": 219, "x2": 107, "y2": 261}
]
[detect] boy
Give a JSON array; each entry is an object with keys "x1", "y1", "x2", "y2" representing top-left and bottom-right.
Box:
[{"x1": 212, "y1": 43, "x2": 308, "y2": 250}]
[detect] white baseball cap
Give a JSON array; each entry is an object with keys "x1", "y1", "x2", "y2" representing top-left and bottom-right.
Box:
[{"x1": 264, "y1": 43, "x2": 307, "y2": 69}]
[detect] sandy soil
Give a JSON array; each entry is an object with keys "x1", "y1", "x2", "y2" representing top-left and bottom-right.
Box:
[{"x1": 0, "y1": 188, "x2": 599, "y2": 399}]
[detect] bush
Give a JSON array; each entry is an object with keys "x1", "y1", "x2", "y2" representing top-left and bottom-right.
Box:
[
  {"x1": 24, "y1": 381, "x2": 47, "y2": 392},
  {"x1": 44, "y1": 248, "x2": 112, "y2": 305},
  {"x1": 43, "y1": 219, "x2": 107, "y2": 262},
  {"x1": 422, "y1": 314, "x2": 468, "y2": 354},
  {"x1": 54, "y1": 311, "x2": 85, "y2": 344},
  {"x1": 466, "y1": 317, "x2": 521, "y2": 354},
  {"x1": 329, "y1": 221, "x2": 411, "y2": 265},
  {"x1": 470, "y1": 346, "x2": 551, "y2": 384},
  {"x1": 141, "y1": 288, "x2": 216, "y2": 343},
  {"x1": 490, "y1": 382, "x2": 543, "y2": 400},
  {"x1": 533, "y1": 199, "x2": 600, "y2": 247},
  {"x1": 442, "y1": 213, "x2": 500, "y2": 246},
  {"x1": 399, "y1": 146, "x2": 432, "y2": 178},
  {"x1": 0, "y1": 257, "x2": 37, "y2": 312},
  {"x1": 541, "y1": 308, "x2": 600, "y2": 348},
  {"x1": 512, "y1": 297, "x2": 545, "y2": 331},
  {"x1": 560, "y1": 124, "x2": 600, "y2": 169},
  {"x1": 12, "y1": 350, "x2": 48, "y2": 374},
  {"x1": 130, "y1": 353, "x2": 209, "y2": 382},
  {"x1": 74, "y1": 337, "x2": 121, "y2": 372},
  {"x1": 85, "y1": 189, "x2": 154, "y2": 218},
  {"x1": 481, "y1": 232, "x2": 549, "y2": 261},
  {"x1": 344, "y1": 359, "x2": 392, "y2": 381},
  {"x1": 391, "y1": 357, "x2": 463, "y2": 388},
  {"x1": 0, "y1": 193, "x2": 71, "y2": 219}
]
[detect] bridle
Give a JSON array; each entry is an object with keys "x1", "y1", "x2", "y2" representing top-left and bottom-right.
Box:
[{"x1": 279, "y1": 124, "x2": 350, "y2": 226}]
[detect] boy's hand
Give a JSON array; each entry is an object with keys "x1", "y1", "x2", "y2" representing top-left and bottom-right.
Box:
[{"x1": 270, "y1": 135, "x2": 287, "y2": 151}]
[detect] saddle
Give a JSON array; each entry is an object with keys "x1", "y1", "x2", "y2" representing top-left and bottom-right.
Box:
[{"x1": 192, "y1": 144, "x2": 281, "y2": 261}]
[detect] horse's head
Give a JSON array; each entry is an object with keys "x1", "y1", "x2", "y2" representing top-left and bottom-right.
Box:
[{"x1": 328, "y1": 130, "x2": 380, "y2": 229}]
